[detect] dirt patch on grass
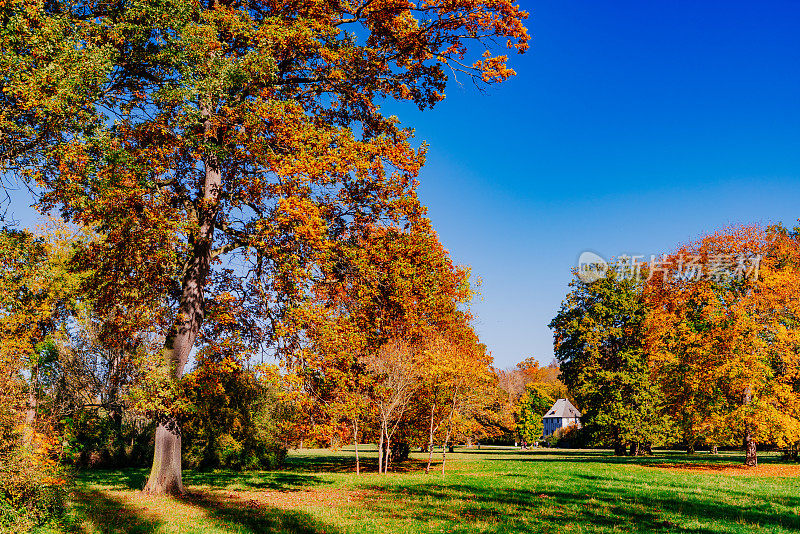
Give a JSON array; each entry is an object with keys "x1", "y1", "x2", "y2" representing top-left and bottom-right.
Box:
[{"x1": 647, "y1": 463, "x2": 800, "y2": 477}]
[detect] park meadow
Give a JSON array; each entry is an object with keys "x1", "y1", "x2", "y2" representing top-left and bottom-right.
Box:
[
  {"x1": 4, "y1": 1, "x2": 800, "y2": 533},
  {"x1": 46, "y1": 446, "x2": 800, "y2": 534}
]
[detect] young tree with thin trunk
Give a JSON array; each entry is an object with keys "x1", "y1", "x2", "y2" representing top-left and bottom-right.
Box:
[
  {"x1": 364, "y1": 338, "x2": 419, "y2": 474},
  {"x1": 0, "y1": 226, "x2": 79, "y2": 442}
]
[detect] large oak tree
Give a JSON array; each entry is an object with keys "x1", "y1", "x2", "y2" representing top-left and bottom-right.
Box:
[{"x1": 2, "y1": 0, "x2": 528, "y2": 493}]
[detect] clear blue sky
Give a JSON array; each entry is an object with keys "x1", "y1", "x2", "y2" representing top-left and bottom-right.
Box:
[
  {"x1": 386, "y1": 0, "x2": 800, "y2": 368},
  {"x1": 5, "y1": 1, "x2": 800, "y2": 369}
]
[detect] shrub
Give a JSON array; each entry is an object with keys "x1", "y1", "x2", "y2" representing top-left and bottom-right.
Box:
[
  {"x1": 545, "y1": 425, "x2": 584, "y2": 448},
  {"x1": 0, "y1": 435, "x2": 68, "y2": 531},
  {"x1": 61, "y1": 411, "x2": 155, "y2": 469},
  {"x1": 181, "y1": 355, "x2": 291, "y2": 470},
  {"x1": 0, "y1": 370, "x2": 68, "y2": 529}
]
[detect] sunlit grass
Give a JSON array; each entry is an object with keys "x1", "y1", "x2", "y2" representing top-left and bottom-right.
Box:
[{"x1": 45, "y1": 447, "x2": 800, "y2": 533}]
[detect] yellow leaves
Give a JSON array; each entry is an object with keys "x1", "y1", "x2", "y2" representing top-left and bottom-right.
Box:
[
  {"x1": 472, "y1": 53, "x2": 516, "y2": 83},
  {"x1": 275, "y1": 196, "x2": 328, "y2": 248},
  {"x1": 645, "y1": 223, "x2": 800, "y2": 448}
]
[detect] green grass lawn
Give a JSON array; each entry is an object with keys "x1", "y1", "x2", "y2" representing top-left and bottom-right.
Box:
[{"x1": 47, "y1": 447, "x2": 800, "y2": 534}]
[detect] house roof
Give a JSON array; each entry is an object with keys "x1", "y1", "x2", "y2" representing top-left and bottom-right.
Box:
[{"x1": 543, "y1": 398, "x2": 581, "y2": 419}]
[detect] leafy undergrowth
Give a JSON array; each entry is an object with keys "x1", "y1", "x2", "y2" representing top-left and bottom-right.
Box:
[{"x1": 40, "y1": 447, "x2": 800, "y2": 534}]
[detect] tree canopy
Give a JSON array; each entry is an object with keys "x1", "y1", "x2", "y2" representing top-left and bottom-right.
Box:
[{"x1": 550, "y1": 270, "x2": 670, "y2": 455}]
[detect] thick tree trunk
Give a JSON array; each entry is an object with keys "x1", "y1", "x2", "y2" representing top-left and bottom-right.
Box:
[
  {"x1": 744, "y1": 431, "x2": 757, "y2": 466},
  {"x1": 143, "y1": 421, "x2": 184, "y2": 495},
  {"x1": 629, "y1": 442, "x2": 639, "y2": 457},
  {"x1": 142, "y1": 106, "x2": 220, "y2": 495}
]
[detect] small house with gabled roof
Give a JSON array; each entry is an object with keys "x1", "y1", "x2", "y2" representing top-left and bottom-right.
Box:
[{"x1": 542, "y1": 398, "x2": 582, "y2": 437}]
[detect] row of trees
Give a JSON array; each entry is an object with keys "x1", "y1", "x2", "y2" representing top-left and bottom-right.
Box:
[
  {"x1": 0, "y1": 218, "x2": 517, "y2": 532},
  {"x1": 550, "y1": 224, "x2": 800, "y2": 464},
  {"x1": 0, "y1": 215, "x2": 510, "y2": 521}
]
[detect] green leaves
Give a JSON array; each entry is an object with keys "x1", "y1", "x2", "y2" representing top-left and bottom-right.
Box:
[
  {"x1": 550, "y1": 271, "x2": 669, "y2": 450},
  {"x1": 518, "y1": 383, "x2": 552, "y2": 443}
]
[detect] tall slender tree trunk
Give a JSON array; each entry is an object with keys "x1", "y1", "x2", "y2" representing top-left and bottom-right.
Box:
[
  {"x1": 107, "y1": 353, "x2": 122, "y2": 430},
  {"x1": 441, "y1": 424, "x2": 453, "y2": 475},
  {"x1": 23, "y1": 364, "x2": 39, "y2": 445},
  {"x1": 440, "y1": 383, "x2": 461, "y2": 474},
  {"x1": 743, "y1": 386, "x2": 757, "y2": 467},
  {"x1": 426, "y1": 401, "x2": 437, "y2": 473},
  {"x1": 353, "y1": 419, "x2": 360, "y2": 475},
  {"x1": 377, "y1": 420, "x2": 384, "y2": 474},
  {"x1": 384, "y1": 422, "x2": 391, "y2": 474},
  {"x1": 142, "y1": 105, "x2": 220, "y2": 495},
  {"x1": 440, "y1": 438, "x2": 449, "y2": 474}
]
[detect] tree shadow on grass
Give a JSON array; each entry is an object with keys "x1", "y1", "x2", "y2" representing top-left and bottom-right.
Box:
[
  {"x1": 358, "y1": 474, "x2": 800, "y2": 534},
  {"x1": 282, "y1": 453, "x2": 364, "y2": 473},
  {"x1": 67, "y1": 486, "x2": 340, "y2": 534},
  {"x1": 357, "y1": 481, "x2": 686, "y2": 533},
  {"x1": 478, "y1": 448, "x2": 787, "y2": 467},
  {"x1": 68, "y1": 488, "x2": 163, "y2": 534},
  {"x1": 184, "y1": 490, "x2": 341, "y2": 534},
  {"x1": 284, "y1": 452, "x2": 430, "y2": 474},
  {"x1": 184, "y1": 471, "x2": 331, "y2": 491},
  {"x1": 74, "y1": 468, "x2": 149, "y2": 490},
  {"x1": 567, "y1": 473, "x2": 800, "y2": 532},
  {"x1": 76, "y1": 468, "x2": 332, "y2": 492}
]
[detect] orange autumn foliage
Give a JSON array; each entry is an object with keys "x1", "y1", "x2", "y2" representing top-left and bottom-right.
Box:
[{"x1": 645, "y1": 224, "x2": 800, "y2": 460}]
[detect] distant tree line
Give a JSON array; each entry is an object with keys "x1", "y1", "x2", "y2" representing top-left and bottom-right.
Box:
[{"x1": 549, "y1": 224, "x2": 800, "y2": 465}]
